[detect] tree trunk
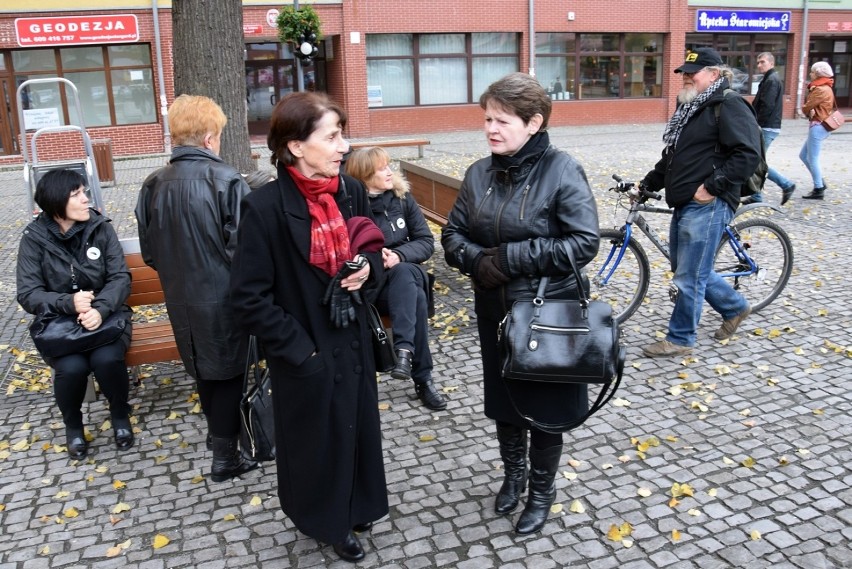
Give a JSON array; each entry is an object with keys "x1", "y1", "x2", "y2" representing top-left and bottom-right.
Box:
[{"x1": 172, "y1": 0, "x2": 254, "y2": 172}]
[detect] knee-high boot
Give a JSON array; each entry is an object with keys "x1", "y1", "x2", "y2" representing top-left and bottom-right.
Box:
[
  {"x1": 495, "y1": 422, "x2": 528, "y2": 514},
  {"x1": 515, "y1": 444, "x2": 562, "y2": 534},
  {"x1": 211, "y1": 435, "x2": 259, "y2": 483}
]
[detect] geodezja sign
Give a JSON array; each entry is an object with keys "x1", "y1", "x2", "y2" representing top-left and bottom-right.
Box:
[{"x1": 696, "y1": 11, "x2": 791, "y2": 33}]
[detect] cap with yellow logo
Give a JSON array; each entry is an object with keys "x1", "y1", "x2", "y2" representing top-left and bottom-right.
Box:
[{"x1": 674, "y1": 47, "x2": 723, "y2": 74}]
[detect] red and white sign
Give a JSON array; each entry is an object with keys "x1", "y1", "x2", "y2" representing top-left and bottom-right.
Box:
[
  {"x1": 244, "y1": 24, "x2": 264, "y2": 35},
  {"x1": 15, "y1": 14, "x2": 139, "y2": 47},
  {"x1": 266, "y1": 9, "x2": 279, "y2": 28}
]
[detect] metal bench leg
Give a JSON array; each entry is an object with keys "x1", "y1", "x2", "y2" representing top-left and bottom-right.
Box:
[{"x1": 418, "y1": 146, "x2": 424, "y2": 158}]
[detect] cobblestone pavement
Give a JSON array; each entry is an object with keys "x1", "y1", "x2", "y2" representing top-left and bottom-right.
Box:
[{"x1": 0, "y1": 120, "x2": 850, "y2": 569}]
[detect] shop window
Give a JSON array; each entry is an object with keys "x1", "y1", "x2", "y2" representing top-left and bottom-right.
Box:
[
  {"x1": 536, "y1": 33, "x2": 664, "y2": 100},
  {"x1": 12, "y1": 44, "x2": 156, "y2": 129},
  {"x1": 366, "y1": 32, "x2": 519, "y2": 107},
  {"x1": 686, "y1": 34, "x2": 790, "y2": 95}
]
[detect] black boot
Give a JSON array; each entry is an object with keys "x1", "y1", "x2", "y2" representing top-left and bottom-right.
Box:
[
  {"x1": 66, "y1": 426, "x2": 88, "y2": 460},
  {"x1": 802, "y1": 186, "x2": 825, "y2": 200},
  {"x1": 391, "y1": 349, "x2": 413, "y2": 380},
  {"x1": 113, "y1": 417, "x2": 134, "y2": 451},
  {"x1": 211, "y1": 435, "x2": 259, "y2": 482},
  {"x1": 495, "y1": 423, "x2": 528, "y2": 514},
  {"x1": 515, "y1": 444, "x2": 562, "y2": 535},
  {"x1": 204, "y1": 414, "x2": 212, "y2": 451}
]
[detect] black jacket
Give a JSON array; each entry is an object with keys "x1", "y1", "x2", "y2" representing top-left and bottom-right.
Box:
[
  {"x1": 753, "y1": 67, "x2": 784, "y2": 129},
  {"x1": 229, "y1": 167, "x2": 388, "y2": 544},
  {"x1": 442, "y1": 140, "x2": 600, "y2": 321},
  {"x1": 135, "y1": 146, "x2": 251, "y2": 380},
  {"x1": 368, "y1": 191, "x2": 434, "y2": 263},
  {"x1": 643, "y1": 79, "x2": 762, "y2": 212},
  {"x1": 17, "y1": 210, "x2": 132, "y2": 352}
]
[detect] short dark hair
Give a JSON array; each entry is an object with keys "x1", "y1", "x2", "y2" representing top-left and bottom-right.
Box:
[
  {"x1": 267, "y1": 92, "x2": 347, "y2": 166},
  {"x1": 479, "y1": 72, "x2": 552, "y2": 130},
  {"x1": 34, "y1": 169, "x2": 87, "y2": 220}
]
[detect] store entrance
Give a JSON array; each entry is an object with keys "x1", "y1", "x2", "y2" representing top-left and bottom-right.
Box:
[
  {"x1": 245, "y1": 60, "x2": 295, "y2": 136},
  {"x1": 809, "y1": 38, "x2": 851, "y2": 109},
  {"x1": 0, "y1": 70, "x2": 20, "y2": 156}
]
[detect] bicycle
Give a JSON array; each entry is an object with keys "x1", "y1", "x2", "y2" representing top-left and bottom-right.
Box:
[{"x1": 588, "y1": 175, "x2": 794, "y2": 325}]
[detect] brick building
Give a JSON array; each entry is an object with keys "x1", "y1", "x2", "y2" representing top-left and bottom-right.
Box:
[{"x1": 0, "y1": 0, "x2": 850, "y2": 164}]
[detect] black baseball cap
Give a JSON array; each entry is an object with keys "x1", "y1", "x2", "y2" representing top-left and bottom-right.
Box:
[{"x1": 674, "y1": 47, "x2": 723, "y2": 74}]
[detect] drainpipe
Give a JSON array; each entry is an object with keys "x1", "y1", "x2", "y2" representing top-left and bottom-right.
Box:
[
  {"x1": 295, "y1": 0, "x2": 305, "y2": 91},
  {"x1": 152, "y1": 0, "x2": 171, "y2": 153},
  {"x1": 795, "y1": 0, "x2": 810, "y2": 118},
  {"x1": 528, "y1": 0, "x2": 535, "y2": 77}
]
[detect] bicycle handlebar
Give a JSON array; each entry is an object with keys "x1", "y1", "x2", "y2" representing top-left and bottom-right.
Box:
[{"x1": 610, "y1": 174, "x2": 662, "y2": 202}]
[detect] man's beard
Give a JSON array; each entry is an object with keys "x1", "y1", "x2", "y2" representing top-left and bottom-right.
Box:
[{"x1": 678, "y1": 86, "x2": 698, "y2": 104}]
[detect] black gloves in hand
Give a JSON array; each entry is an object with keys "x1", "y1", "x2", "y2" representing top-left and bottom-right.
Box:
[
  {"x1": 322, "y1": 265, "x2": 366, "y2": 328},
  {"x1": 475, "y1": 247, "x2": 510, "y2": 289}
]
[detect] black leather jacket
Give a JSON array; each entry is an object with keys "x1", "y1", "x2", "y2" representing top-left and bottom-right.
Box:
[
  {"x1": 442, "y1": 142, "x2": 599, "y2": 320},
  {"x1": 753, "y1": 67, "x2": 784, "y2": 129}
]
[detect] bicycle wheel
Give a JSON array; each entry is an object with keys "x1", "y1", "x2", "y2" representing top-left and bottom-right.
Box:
[
  {"x1": 587, "y1": 228, "x2": 650, "y2": 324},
  {"x1": 714, "y1": 217, "x2": 793, "y2": 313}
]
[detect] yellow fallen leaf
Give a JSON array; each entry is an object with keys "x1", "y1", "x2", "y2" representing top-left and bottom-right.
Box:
[
  {"x1": 191, "y1": 402, "x2": 202, "y2": 414},
  {"x1": 768, "y1": 329, "x2": 782, "y2": 338},
  {"x1": 741, "y1": 457, "x2": 756, "y2": 468},
  {"x1": 100, "y1": 419, "x2": 112, "y2": 432},
  {"x1": 567, "y1": 459, "x2": 581, "y2": 468},
  {"x1": 39, "y1": 545, "x2": 50, "y2": 555},
  {"x1": 249, "y1": 496, "x2": 262, "y2": 506},
  {"x1": 669, "y1": 385, "x2": 683, "y2": 396},
  {"x1": 665, "y1": 435, "x2": 678, "y2": 443},
  {"x1": 112, "y1": 503, "x2": 131, "y2": 514},
  {"x1": 377, "y1": 403, "x2": 390, "y2": 411},
  {"x1": 672, "y1": 529, "x2": 682, "y2": 541},
  {"x1": 569, "y1": 500, "x2": 585, "y2": 513},
  {"x1": 708, "y1": 488, "x2": 718, "y2": 497},
  {"x1": 12, "y1": 439, "x2": 30, "y2": 451},
  {"x1": 191, "y1": 475, "x2": 204, "y2": 484},
  {"x1": 601, "y1": 463, "x2": 613, "y2": 470},
  {"x1": 118, "y1": 539, "x2": 131, "y2": 549},
  {"x1": 95, "y1": 465, "x2": 109, "y2": 473},
  {"x1": 223, "y1": 513, "x2": 237, "y2": 521},
  {"x1": 152, "y1": 534, "x2": 170, "y2": 549},
  {"x1": 618, "y1": 455, "x2": 631, "y2": 463},
  {"x1": 113, "y1": 480, "x2": 126, "y2": 490},
  {"x1": 797, "y1": 448, "x2": 810, "y2": 456},
  {"x1": 55, "y1": 491, "x2": 69, "y2": 499},
  {"x1": 812, "y1": 408, "x2": 824, "y2": 415},
  {"x1": 419, "y1": 434, "x2": 435, "y2": 442},
  {"x1": 687, "y1": 508, "x2": 701, "y2": 516},
  {"x1": 669, "y1": 497, "x2": 680, "y2": 508},
  {"x1": 722, "y1": 456, "x2": 735, "y2": 465},
  {"x1": 442, "y1": 386, "x2": 458, "y2": 393},
  {"x1": 606, "y1": 524, "x2": 624, "y2": 541},
  {"x1": 562, "y1": 471, "x2": 577, "y2": 481},
  {"x1": 778, "y1": 456, "x2": 789, "y2": 466},
  {"x1": 64, "y1": 507, "x2": 79, "y2": 518},
  {"x1": 550, "y1": 503, "x2": 563, "y2": 514},
  {"x1": 677, "y1": 372, "x2": 689, "y2": 380},
  {"x1": 750, "y1": 529, "x2": 761, "y2": 540},
  {"x1": 671, "y1": 482, "x2": 694, "y2": 498},
  {"x1": 622, "y1": 539, "x2": 634, "y2": 548},
  {"x1": 739, "y1": 408, "x2": 751, "y2": 416},
  {"x1": 637, "y1": 487, "x2": 652, "y2": 498},
  {"x1": 611, "y1": 398, "x2": 631, "y2": 407},
  {"x1": 106, "y1": 546, "x2": 123, "y2": 558}
]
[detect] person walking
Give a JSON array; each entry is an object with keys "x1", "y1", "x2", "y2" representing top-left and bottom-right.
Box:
[
  {"x1": 229, "y1": 92, "x2": 389, "y2": 563},
  {"x1": 135, "y1": 95, "x2": 258, "y2": 482},
  {"x1": 640, "y1": 48, "x2": 759, "y2": 358},
  {"x1": 442, "y1": 72, "x2": 600, "y2": 534},
  {"x1": 746, "y1": 52, "x2": 796, "y2": 205},
  {"x1": 344, "y1": 147, "x2": 447, "y2": 411},
  {"x1": 800, "y1": 61, "x2": 837, "y2": 201}
]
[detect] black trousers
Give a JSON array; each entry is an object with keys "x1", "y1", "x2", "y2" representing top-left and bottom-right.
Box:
[
  {"x1": 51, "y1": 339, "x2": 130, "y2": 429},
  {"x1": 376, "y1": 262, "x2": 433, "y2": 384},
  {"x1": 196, "y1": 375, "x2": 244, "y2": 438}
]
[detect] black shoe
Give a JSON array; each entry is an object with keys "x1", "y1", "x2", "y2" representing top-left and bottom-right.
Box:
[
  {"x1": 211, "y1": 435, "x2": 260, "y2": 482},
  {"x1": 390, "y1": 349, "x2": 412, "y2": 380},
  {"x1": 353, "y1": 521, "x2": 373, "y2": 532},
  {"x1": 113, "y1": 418, "x2": 134, "y2": 451},
  {"x1": 740, "y1": 194, "x2": 762, "y2": 205},
  {"x1": 414, "y1": 380, "x2": 447, "y2": 410},
  {"x1": 802, "y1": 187, "x2": 825, "y2": 200},
  {"x1": 516, "y1": 444, "x2": 563, "y2": 535},
  {"x1": 206, "y1": 433, "x2": 212, "y2": 451},
  {"x1": 332, "y1": 531, "x2": 365, "y2": 563},
  {"x1": 781, "y1": 184, "x2": 795, "y2": 205},
  {"x1": 66, "y1": 427, "x2": 88, "y2": 460}
]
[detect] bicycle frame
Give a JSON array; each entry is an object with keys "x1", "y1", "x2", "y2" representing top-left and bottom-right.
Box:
[{"x1": 597, "y1": 202, "x2": 671, "y2": 286}]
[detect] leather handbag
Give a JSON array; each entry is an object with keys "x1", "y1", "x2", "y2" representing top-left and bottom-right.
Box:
[
  {"x1": 498, "y1": 259, "x2": 625, "y2": 432},
  {"x1": 239, "y1": 336, "x2": 275, "y2": 462},
  {"x1": 29, "y1": 309, "x2": 127, "y2": 359},
  {"x1": 822, "y1": 104, "x2": 845, "y2": 132},
  {"x1": 367, "y1": 303, "x2": 397, "y2": 372}
]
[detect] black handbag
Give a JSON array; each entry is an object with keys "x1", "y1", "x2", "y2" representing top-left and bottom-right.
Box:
[
  {"x1": 239, "y1": 336, "x2": 276, "y2": 462},
  {"x1": 367, "y1": 303, "x2": 397, "y2": 372},
  {"x1": 498, "y1": 259, "x2": 626, "y2": 433},
  {"x1": 29, "y1": 309, "x2": 127, "y2": 359}
]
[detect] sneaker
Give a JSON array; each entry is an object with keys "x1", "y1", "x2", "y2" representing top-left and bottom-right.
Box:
[
  {"x1": 714, "y1": 305, "x2": 751, "y2": 340},
  {"x1": 642, "y1": 340, "x2": 693, "y2": 358},
  {"x1": 414, "y1": 380, "x2": 447, "y2": 410},
  {"x1": 781, "y1": 184, "x2": 795, "y2": 206}
]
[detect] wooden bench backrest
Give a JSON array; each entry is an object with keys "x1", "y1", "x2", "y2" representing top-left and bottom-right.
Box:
[{"x1": 120, "y1": 237, "x2": 165, "y2": 307}]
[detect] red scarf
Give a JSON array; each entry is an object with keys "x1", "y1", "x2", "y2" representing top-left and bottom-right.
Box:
[{"x1": 286, "y1": 166, "x2": 351, "y2": 276}]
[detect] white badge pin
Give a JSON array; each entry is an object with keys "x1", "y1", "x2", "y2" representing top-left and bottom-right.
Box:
[
  {"x1": 396, "y1": 218, "x2": 406, "y2": 229},
  {"x1": 86, "y1": 247, "x2": 101, "y2": 260}
]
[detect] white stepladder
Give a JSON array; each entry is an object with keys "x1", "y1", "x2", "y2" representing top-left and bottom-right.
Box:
[{"x1": 17, "y1": 77, "x2": 106, "y2": 217}]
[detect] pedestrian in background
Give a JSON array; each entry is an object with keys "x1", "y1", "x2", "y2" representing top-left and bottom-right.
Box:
[
  {"x1": 748, "y1": 52, "x2": 796, "y2": 205},
  {"x1": 442, "y1": 72, "x2": 600, "y2": 534},
  {"x1": 640, "y1": 48, "x2": 758, "y2": 358},
  {"x1": 345, "y1": 147, "x2": 447, "y2": 411},
  {"x1": 230, "y1": 92, "x2": 388, "y2": 563},
  {"x1": 135, "y1": 95, "x2": 258, "y2": 482},
  {"x1": 800, "y1": 61, "x2": 837, "y2": 201},
  {"x1": 17, "y1": 169, "x2": 134, "y2": 459}
]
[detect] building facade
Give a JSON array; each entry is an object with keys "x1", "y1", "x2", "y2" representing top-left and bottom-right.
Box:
[{"x1": 0, "y1": 0, "x2": 850, "y2": 164}]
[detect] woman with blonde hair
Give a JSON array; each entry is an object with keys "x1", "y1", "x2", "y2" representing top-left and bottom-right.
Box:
[
  {"x1": 345, "y1": 148, "x2": 446, "y2": 410},
  {"x1": 800, "y1": 61, "x2": 837, "y2": 200}
]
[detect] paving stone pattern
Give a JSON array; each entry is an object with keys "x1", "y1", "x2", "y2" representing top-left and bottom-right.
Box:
[{"x1": 0, "y1": 121, "x2": 849, "y2": 568}]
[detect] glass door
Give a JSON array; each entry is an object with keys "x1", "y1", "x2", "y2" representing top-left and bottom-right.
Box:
[
  {"x1": 245, "y1": 60, "x2": 294, "y2": 136},
  {"x1": 0, "y1": 57, "x2": 18, "y2": 156}
]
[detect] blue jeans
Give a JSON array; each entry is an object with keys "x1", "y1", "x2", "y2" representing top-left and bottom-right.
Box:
[
  {"x1": 762, "y1": 129, "x2": 794, "y2": 194},
  {"x1": 799, "y1": 123, "x2": 830, "y2": 189},
  {"x1": 667, "y1": 198, "x2": 749, "y2": 347}
]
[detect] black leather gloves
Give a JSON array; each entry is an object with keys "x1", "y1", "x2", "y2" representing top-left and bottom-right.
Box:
[
  {"x1": 475, "y1": 247, "x2": 510, "y2": 289},
  {"x1": 322, "y1": 261, "x2": 366, "y2": 328}
]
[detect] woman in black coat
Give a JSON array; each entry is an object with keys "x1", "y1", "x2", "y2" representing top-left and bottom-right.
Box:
[
  {"x1": 17, "y1": 169, "x2": 133, "y2": 459},
  {"x1": 230, "y1": 92, "x2": 388, "y2": 564},
  {"x1": 344, "y1": 147, "x2": 446, "y2": 411},
  {"x1": 441, "y1": 73, "x2": 600, "y2": 534}
]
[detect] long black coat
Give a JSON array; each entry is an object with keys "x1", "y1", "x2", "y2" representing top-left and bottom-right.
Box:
[
  {"x1": 135, "y1": 147, "x2": 251, "y2": 380},
  {"x1": 229, "y1": 166, "x2": 388, "y2": 545}
]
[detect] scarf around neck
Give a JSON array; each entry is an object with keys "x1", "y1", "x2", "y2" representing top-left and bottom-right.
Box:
[
  {"x1": 492, "y1": 131, "x2": 550, "y2": 172},
  {"x1": 285, "y1": 165, "x2": 351, "y2": 276},
  {"x1": 663, "y1": 76, "x2": 725, "y2": 149}
]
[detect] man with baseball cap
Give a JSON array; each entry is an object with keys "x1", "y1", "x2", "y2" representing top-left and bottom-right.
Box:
[{"x1": 640, "y1": 47, "x2": 761, "y2": 357}]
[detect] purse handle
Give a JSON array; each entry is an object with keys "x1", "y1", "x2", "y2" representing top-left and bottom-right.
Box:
[
  {"x1": 533, "y1": 254, "x2": 589, "y2": 309},
  {"x1": 242, "y1": 336, "x2": 264, "y2": 394}
]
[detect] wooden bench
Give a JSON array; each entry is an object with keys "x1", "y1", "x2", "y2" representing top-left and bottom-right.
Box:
[
  {"x1": 399, "y1": 160, "x2": 459, "y2": 226},
  {"x1": 350, "y1": 138, "x2": 431, "y2": 158},
  {"x1": 120, "y1": 238, "x2": 180, "y2": 381}
]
